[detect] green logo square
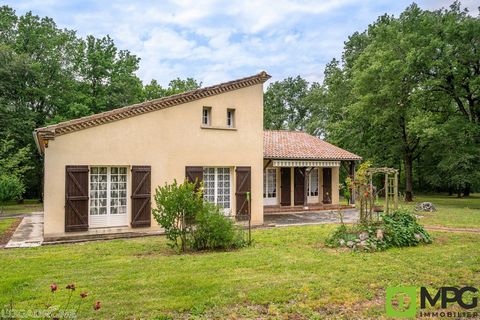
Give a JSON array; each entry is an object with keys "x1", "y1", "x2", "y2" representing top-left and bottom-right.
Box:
[{"x1": 386, "y1": 286, "x2": 417, "y2": 318}]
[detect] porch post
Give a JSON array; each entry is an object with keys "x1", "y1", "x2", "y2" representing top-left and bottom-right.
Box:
[
  {"x1": 290, "y1": 167, "x2": 295, "y2": 207},
  {"x1": 349, "y1": 161, "x2": 356, "y2": 204},
  {"x1": 303, "y1": 167, "x2": 308, "y2": 208}
]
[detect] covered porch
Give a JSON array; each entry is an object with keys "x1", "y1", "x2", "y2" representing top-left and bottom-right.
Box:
[
  {"x1": 263, "y1": 130, "x2": 362, "y2": 215},
  {"x1": 263, "y1": 159, "x2": 355, "y2": 211}
]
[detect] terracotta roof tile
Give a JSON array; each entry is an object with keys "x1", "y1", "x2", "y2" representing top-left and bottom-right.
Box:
[{"x1": 264, "y1": 130, "x2": 362, "y2": 161}]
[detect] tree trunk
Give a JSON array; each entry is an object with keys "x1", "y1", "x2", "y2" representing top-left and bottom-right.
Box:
[
  {"x1": 404, "y1": 153, "x2": 414, "y2": 202},
  {"x1": 464, "y1": 183, "x2": 471, "y2": 197},
  {"x1": 448, "y1": 185, "x2": 453, "y2": 196}
]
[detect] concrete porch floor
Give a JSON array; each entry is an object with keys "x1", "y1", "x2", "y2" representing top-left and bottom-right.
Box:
[{"x1": 264, "y1": 208, "x2": 359, "y2": 226}]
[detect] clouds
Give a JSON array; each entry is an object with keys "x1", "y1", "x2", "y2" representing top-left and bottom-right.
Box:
[{"x1": 4, "y1": 0, "x2": 475, "y2": 86}]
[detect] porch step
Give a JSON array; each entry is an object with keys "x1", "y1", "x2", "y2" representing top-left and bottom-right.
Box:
[
  {"x1": 43, "y1": 230, "x2": 165, "y2": 245},
  {"x1": 264, "y1": 204, "x2": 354, "y2": 214}
]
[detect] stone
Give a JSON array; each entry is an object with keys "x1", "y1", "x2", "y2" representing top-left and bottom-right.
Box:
[
  {"x1": 376, "y1": 229, "x2": 384, "y2": 240},
  {"x1": 359, "y1": 232, "x2": 369, "y2": 241},
  {"x1": 339, "y1": 239, "x2": 346, "y2": 246},
  {"x1": 415, "y1": 202, "x2": 437, "y2": 212},
  {"x1": 414, "y1": 233, "x2": 422, "y2": 241},
  {"x1": 346, "y1": 241, "x2": 355, "y2": 248}
]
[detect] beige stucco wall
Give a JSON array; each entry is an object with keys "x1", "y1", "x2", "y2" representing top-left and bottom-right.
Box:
[{"x1": 43, "y1": 84, "x2": 264, "y2": 238}]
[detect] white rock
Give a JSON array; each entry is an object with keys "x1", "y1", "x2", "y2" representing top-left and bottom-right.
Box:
[
  {"x1": 376, "y1": 229, "x2": 384, "y2": 240},
  {"x1": 359, "y1": 232, "x2": 369, "y2": 241}
]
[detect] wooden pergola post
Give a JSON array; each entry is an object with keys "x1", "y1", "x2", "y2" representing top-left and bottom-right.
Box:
[
  {"x1": 384, "y1": 172, "x2": 389, "y2": 214},
  {"x1": 349, "y1": 161, "x2": 356, "y2": 204},
  {"x1": 394, "y1": 171, "x2": 399, "y2": 210}
]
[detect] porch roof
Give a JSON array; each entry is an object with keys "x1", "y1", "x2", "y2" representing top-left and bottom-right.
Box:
[{"x1": 263, "y1": 130, "x2": 362, "y2": 161}]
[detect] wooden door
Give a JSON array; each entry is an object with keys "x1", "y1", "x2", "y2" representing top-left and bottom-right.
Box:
[
  {"x1": 322, "y1": 168, "x2": 332, "y2": 204},
  {"x1": 294, "y1": 168, "x2": 305, "y2": 205},
  {"x1": 280, "y1": 168, "x2": 291, "y2": 206}
]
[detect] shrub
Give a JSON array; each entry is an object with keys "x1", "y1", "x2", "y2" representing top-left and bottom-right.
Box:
[
  {"x1": 0, "y1": 174, "x2": 25, "y2": 213},
  {"x1": 325, "y1": 209, "x2": 431, "y2": 251},
  {"x1": 152, "y1": 179, "x2": 203, "y2": 252},
  {"x1": 192, "y1": 202, "x2": 247, "y2": 251},
  {"x1": 382, "y1": 209, "x2": 432, "y2": 247},
  {"x1": 153, "y1": 180, "x2": 247, "y2": 253}
]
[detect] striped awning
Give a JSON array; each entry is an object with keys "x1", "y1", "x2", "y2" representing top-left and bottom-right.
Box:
[{"x1": 272, "y1": 160, "x2": 340, "y2": 167}]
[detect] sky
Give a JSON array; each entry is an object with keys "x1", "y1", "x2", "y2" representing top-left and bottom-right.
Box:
[{"x1": 4, "y1": 0, "x2": 479, "y2": 87}]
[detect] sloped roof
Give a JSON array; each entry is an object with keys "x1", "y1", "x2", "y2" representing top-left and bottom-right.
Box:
[
  {"x1": 34, "y1": 71, "x2": 271, "y2": 154},
  {"x1": 264, "y1": 130, "x2": 362, "y2": 161}
]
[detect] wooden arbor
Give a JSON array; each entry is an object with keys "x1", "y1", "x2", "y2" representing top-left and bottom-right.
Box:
[{"x1": 366, "y1": 167, "x2": 399, "y2": 214}]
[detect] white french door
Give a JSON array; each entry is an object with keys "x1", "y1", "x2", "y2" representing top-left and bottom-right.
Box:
[
  {"x1": 89, "y1": 166, "x2": 128, "y2": 228},
  {"x1": 263, "y1": 168, "x2": 277, "y2": 205}
]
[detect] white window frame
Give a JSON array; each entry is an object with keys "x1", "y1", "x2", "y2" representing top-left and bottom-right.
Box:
[
  {"x1": 263, "y1": 168, "x2": 277, "y2": 206},
  {"x1": 89, "y1": 166, "x2": 128, "y2": 228},
  {"x1": 308, "y1": 168, "x2": 319, "y2": 197},
  {"x1": 202, "y1": 107, "x2": 211, "y2": 126},
  {"x1": 202, "y1": 167, "x2": 232, "y2": 215},
  {"x1": 227, "y1": 109, "x2": 235, "y2": 128}
]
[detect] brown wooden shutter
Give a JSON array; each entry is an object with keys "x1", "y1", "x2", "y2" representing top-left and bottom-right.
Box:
[
  {"x1": 185, "y1": 166, "x2": 203, "y2": 191},
  {"x1": 131, "y1": 166, "x2": 151, "y2": 228},
  {"x1": 65, "y1": 166, "x2": 89, "y2": 232},
  {"x1": 235, "y1": 166, "x2": 251, "y2": 218}
]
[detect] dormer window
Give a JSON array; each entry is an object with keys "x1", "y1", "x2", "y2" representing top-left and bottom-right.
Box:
[
  {"x1": 202, "y1": 107, "x2": 211, "y2": 126},
  {"x1": 227, "y1": 109, "x2": 235, "y2": 128}
]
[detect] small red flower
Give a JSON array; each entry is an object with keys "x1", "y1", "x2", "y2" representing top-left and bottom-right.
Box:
[
  {"x1": 94, "y1": 301, "x2": 101, "y2": 311},
  {"x1": 66, "y1": 283, "x2": 76, "y2": 291},
  {"x1": 80, "y1": 292, "x2": 88, "y2": 298},
  {"x1": 50, "y1": 283, "x2": 58, "y2": 292}
]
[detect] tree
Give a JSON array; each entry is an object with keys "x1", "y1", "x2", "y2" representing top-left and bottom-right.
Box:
[
  {"x1": 142, "y1": 78, "x2": 201, "y2": 101},
  {"x1": 264, "y1": 76, "x2": 310, "y2": 130},
  {"x1": 0, "y1": 175, "x2": 25, "y2": 213}
]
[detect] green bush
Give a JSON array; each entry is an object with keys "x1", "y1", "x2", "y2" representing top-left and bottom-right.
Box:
[
  {"x1": 325, "y1": 209, "x2": 431, "y2": 251},
  {"x1": 153, "y1": 180, "x2": 247, "y2": 253},
  {"x1": 0, "y1": 174, "x2": 25, "y2": 213},
  {"x1": 152, "y1": 179, "x2": 203, "y2": 252},
  {"x1": 192, "y1": 202, "x2": 246, "y2": 251},
  {"x1": 382, "y1": 209, "x2": 432, "y2": 247}
]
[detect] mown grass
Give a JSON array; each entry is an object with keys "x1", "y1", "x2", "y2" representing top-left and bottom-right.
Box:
[
  {"x1": 402, "y1": 193, "x2": 480, "y2": 229},
  {"x1": 0, "y1": 199, "x2": 43, "y2": 215},
  {"x1": 0, "y1": 218, "x2": 16, "y2": 236},
  {"x1": 1, "y1": 224, "x2": 479, "y2": 319}
]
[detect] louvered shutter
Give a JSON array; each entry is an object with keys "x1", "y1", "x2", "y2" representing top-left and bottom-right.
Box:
[
  {"x1": 65, "y1": 166, "x2": 89, "y2": 232},
  {"x1": 185, "y1": 166, "x2": 203, "y2": 191},
  {"x1": 131, "y1": 166, "x2": 151, "y2": 228},
  {"x1": 235, "y1": 166, "x2": 251, "y2": 219}
]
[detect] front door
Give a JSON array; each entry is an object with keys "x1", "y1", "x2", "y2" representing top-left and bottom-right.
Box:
[
  {"x1": 294, "y1": 168, "x2": 305, "y2": 205},
  {"x1": 322, "y1": 168, "x2": 332, "y2": 204},
  {"x1": 89, "y1": 166, "x2": 128, "y2": 228},
  {"x1": 280, "y1": 168, "x2": 291, "y2": 206}
]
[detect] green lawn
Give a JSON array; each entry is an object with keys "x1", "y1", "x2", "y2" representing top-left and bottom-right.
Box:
[
  {"x1": 0, "y1": 199, "x2": 43, "y2": 215},
  {"x1": 1, "y1": 224, "x2": 479, "y2": 319},
  {"x1": 400, "y1": 193, "x2": 480, "y2": 229},
  {"x1": 0, "y1": 218, "x2": 16, "y2": 236}
]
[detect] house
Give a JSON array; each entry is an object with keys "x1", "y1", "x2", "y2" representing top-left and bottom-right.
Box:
[{"x1": 34, "y1": 71, "x2": 361, "y2": 240}]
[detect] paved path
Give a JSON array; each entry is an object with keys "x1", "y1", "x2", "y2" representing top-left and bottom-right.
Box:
[
  {"x1": 0, "y1": 213, "x2": 28, "y2": 220},
  {"x1": 264, "y1": 209, "x2": 359, "y2": 226},
  {"x1": 5, "y1": 212, "x2": 44, "y2": 248}
]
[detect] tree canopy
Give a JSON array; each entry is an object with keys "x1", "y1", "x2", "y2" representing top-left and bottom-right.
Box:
[
  {"x1": 264, "y1": 2, "x2": 480, "y2": 200},
  {"x1": 0, "y1": 6, "x2": 201, "y2": 199}
]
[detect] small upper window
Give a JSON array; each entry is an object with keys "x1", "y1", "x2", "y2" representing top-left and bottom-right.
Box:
[
  {"x1": 202, "y1": 107, "x2": 211, "y2": 126},
  {"x1": 227, "y1": 109, "x2": 235, "y2": 128}
]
